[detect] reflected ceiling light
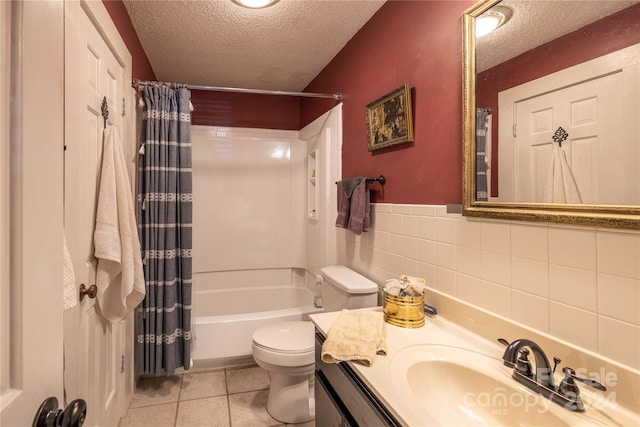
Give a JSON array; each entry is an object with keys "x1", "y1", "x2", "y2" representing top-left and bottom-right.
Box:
[
  {"x1": 476, "y1": 7, "x2": 511, "y2": 37},
  {"x1": 232, "y1": 0, "x2": 280, "y2": 9}
]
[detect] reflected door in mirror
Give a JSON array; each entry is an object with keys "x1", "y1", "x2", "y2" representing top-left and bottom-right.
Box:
[{"x1": 500, "y1": 66, "x2": 637, "y2": 205}]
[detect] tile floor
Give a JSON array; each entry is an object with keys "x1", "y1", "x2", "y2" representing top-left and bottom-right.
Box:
[{"x1": 119, "y1": 365, "x2": 315, "y2": 427}]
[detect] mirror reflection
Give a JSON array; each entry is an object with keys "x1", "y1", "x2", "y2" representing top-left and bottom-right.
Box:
[{"x1": 474, "y1": 0, "x2": 639, "y2": 205}]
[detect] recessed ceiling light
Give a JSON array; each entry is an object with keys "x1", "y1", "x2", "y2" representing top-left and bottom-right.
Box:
[
  {"x1": 232, "y1": 0, "x2": 279, "y2": 9},
  {"x1": 476, "y1": 12, "x2": 505, "y2": 37},
  {"x1": 476, "y1": 7, "x2": 512, "y2": 38}
]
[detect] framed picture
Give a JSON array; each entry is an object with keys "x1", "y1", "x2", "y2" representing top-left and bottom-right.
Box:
[{"x1": 366, "y1": 83, "x2": 414, "y2": 151}]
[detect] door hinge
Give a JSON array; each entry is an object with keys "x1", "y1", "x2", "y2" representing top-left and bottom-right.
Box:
[
  {"x1": 121, "y1": 355, "x2": 125, "y2": 373},
  {"x1": 122, "y1": 98, "x2": 126, "y2": 116},
  {"x1": 513, "y1": 123, "x2": 517, "y2": 138}
]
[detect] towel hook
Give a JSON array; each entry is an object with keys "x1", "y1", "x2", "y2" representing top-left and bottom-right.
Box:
[
  {"x1": 553, "y1": 126, "x2": 568, "y2": 148},
  {"x1": 101, "y1": 96, "x2": 109, "y2": 129}
]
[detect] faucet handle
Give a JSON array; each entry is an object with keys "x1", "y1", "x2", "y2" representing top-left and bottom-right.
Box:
[
  {"x1": 562, "y1": 367, "x2": 607, "y2": 391},
  {"x1": 516, "y1": 348, "x2": 533, "y2": 378},
  {"x1": 497, "y1": 338, "x2": 510, "y2": 347}
]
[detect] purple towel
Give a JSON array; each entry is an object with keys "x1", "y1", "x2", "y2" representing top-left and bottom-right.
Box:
[
  {"x1": 335, "y1": 181, "x2": 350, "y2": 228},
  {"x1": 341, "y1": 177, "x2": 364, "y2": 198},
  {"x1": 347, "y1": 180, "x2": 370, "y2": 235}
]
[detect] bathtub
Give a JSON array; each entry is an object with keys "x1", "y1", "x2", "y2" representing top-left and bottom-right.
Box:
[{"x1": 192, "y1": 285, "x2": 321, "y2": 366}]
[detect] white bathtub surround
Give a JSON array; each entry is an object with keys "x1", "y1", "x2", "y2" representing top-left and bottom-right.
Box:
[
  {"x1": 192, "y1": 268, "x2": 305, "y2": 292},
  {"x1": 338, "y1": 203, "x2": 640, "y2": 371},
  {"x1": 190, "y1": 106, "x2": 343, "y2": 369},
  {"x1": 191, "y1": 125, "x2": 305, "y2": 365},
  {"x1": 192, "y1": 126, "x2": 306, "y2": 274},
  {"x1": 302, "y1": 105, "x2": 343, "y2": 291}
]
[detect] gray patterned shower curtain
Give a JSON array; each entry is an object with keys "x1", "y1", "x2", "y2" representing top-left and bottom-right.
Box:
[
  {"x1": 476, "y1": 108, "x2": 490, "y2": 201},
  {"x1": 136, "y1": 83, "x2": 193, "y2": 376}
]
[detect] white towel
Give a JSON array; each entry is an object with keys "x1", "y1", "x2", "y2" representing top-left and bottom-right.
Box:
[
  {"x1": 63, "y1": 231, "x2": 77, "y2": 311},
  {"x1": 543, "y1": 145, "x2": 582, "y2": 204},
  {"x1": 94, "y1": 125, "x2": 145, "y2": 322},
  {"x1": 321, "y1": 309, "x2": 387, "y2": 367}
]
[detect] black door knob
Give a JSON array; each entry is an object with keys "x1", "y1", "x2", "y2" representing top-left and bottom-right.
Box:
[{"x1": 32, "y1": 397, "x2": 87, "y2": 427}]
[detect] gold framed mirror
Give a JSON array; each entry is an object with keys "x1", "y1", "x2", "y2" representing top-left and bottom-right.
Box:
[{"x1": 462, "y1": 0, "x2": 640, "y2": 230}]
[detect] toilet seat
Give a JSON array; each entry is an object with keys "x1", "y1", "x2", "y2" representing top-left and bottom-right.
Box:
[
  {"x1": 252, "y1": 321, "x2": 314, "y2": 354},
  {"x1": 252, "y1": 321, "x2": 315, "y2": 367}
]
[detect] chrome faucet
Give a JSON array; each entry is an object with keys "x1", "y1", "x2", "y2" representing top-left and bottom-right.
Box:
[{"x1": 499, "y1": 338, "x2": 606, "y2": 412}]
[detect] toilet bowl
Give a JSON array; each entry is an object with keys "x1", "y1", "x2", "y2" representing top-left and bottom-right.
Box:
[
  {"x1": 251, "y1": 265, "x2": 379, "y2": 423},
  {"x1": 252, "y1": 320, "x2": 315, "y2": 424}
]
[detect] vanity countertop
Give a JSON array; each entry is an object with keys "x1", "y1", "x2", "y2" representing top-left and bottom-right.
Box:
[{"x1": 310, "y1": 308, "x2": 639, "y2": 426}]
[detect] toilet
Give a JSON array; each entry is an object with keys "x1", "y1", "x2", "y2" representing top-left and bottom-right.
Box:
[{"x1": 251, "y1": 265, "x2": 379, "y2": 424}]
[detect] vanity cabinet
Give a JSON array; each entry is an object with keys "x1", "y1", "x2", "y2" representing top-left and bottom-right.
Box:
[
  {"x1": 314, "y1": 330, "x2": 402, "y2": 427},
  {"x1": 315, "y1": 370, "x2": 352, "y2": 427}
]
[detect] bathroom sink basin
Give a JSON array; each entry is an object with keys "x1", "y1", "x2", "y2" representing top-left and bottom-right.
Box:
[{"x1": 388, "y1": 345, "x2": 603, "y2": 426}]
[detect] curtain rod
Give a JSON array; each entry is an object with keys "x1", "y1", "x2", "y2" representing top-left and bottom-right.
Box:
[{"x1": 132, "y1": 79, "x2": 342, "y2": 101}]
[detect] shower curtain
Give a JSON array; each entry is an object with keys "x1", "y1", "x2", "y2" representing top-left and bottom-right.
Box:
[
  {"x1": 476, "y1": 108, "x2": 490, "y2": 201},
  {"x1": 136, "y1": 83, "x2": 193, "y2": 376}
]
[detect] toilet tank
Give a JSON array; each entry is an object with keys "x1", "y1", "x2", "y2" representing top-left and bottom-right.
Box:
[{"x1": 320, "y1": 265, "x2": 379, "y2": 312}]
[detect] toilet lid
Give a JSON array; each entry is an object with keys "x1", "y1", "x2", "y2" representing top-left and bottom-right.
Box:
[{"x1": 253, "y1": 321, "x2": 315, "y2": 354}]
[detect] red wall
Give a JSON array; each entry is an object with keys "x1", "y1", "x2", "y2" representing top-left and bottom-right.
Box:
[
  {"x1": 477, "y1": 3, "x2": 640, "y2": 196},
  {"x1": 301, "y1": 1, "x2": 475, "y2": 204},
  {"x1": 190, "y1": 90, "x2": 300, "y2": 130}
]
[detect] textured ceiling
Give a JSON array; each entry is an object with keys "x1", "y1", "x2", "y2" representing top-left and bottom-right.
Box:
[
  {"x1": 123, "y1": 0, "x2": 386, "y2": 92},
  {"x1": 124, "y1": 0, "x2": 637, "y2": 91},
  {"x1": 477, "y1": 0, "x2": 639, "y2": 72}
]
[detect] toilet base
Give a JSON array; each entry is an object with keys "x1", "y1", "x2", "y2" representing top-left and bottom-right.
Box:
[{"x1": 266, "y1": 372, "x2": 315, "y2": 424}]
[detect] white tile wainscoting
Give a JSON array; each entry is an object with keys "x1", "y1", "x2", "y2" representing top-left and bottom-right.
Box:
[{"x1": 338, "y1": 204, "x2": 640, "y2": 370}]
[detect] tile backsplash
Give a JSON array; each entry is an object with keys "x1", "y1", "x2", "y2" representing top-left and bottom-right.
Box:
[{"x1": 338, "y1": 203, "x2": 640, "y2": 370}]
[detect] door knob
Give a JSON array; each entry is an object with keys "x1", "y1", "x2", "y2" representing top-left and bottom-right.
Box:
[
  {"x1": 32, "y1": 397, "x2": 87, "y2": 427},
  {"x1": 79, "y1": 284, "x2": 97, "y2": 301}
]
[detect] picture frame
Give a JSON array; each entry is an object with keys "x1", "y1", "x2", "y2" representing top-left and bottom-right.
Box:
[{"x1": 365, "y1": 83, "x2": 414, "y2": 151}]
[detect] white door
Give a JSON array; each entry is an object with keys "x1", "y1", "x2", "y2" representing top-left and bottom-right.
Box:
[
  {"x1": 63, "y1": 1, "x2": 134, "y2": 426},
  {"x1": 514, "y1": 72, "x2": 627, "y2": 204},
  {"x1": 498, "y1": 44, "x2": 640, "y2": 204},
  {"x1": 1, "y1": 1, "x2": 66, "y2": 425}
]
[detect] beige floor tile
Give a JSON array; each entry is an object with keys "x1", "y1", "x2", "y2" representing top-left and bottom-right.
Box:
[
  {"x1": 129, "y1": 375, "x2": 182, "y2": 408},
  {"x1": 180, "y1": 369, "x2": 227, "y2": 401},
  {"x1": 228, "y1": 390, "x2": 283, "y2": 427},
  {"x1": 120, "y1": 402, "x2": 177, "y2": 427},
  {"x1": 176, "y1": 396, "x2": 230, "y2": 427},
  {"x1": 226, "y1": 366, "x2": 270, "y2": 394}
]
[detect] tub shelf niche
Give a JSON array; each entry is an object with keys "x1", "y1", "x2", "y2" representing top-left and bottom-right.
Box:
[{"x1": 308, "y1": 149, "x2": 318, "y2": 222}]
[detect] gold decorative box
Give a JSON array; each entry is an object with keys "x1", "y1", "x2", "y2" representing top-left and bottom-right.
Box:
[{"x1": 382, "y1": 292, "x2": 424, "y2": 328}]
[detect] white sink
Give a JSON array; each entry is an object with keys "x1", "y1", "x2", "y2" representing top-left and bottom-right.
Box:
[{"x1": 389, "y1": 344, "x2": 605, "y2": 426}]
